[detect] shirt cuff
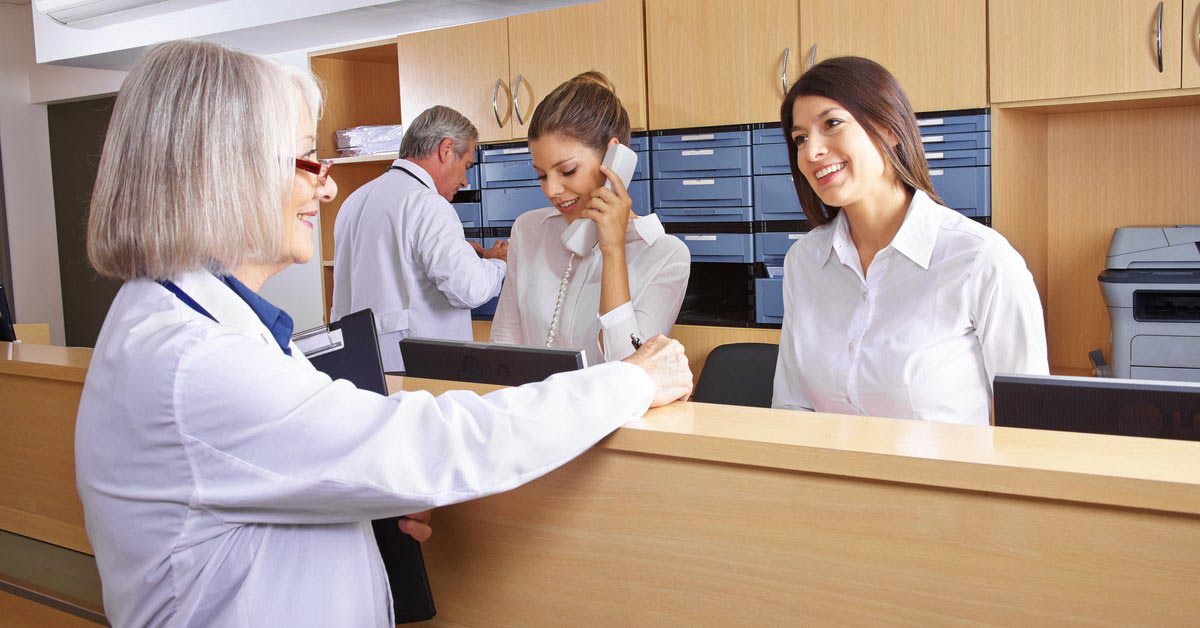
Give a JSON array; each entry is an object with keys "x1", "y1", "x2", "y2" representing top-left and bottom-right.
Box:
[{"x1": 597, "y1": 301, "x2": 634, "y2": 330}]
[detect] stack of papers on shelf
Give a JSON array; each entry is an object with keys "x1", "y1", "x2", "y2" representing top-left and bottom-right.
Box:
[{"x1": 336, "y1": 124, "x2": 404, "y2": 157}]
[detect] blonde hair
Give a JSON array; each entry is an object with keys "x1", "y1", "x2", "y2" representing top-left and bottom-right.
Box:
[
  {"x1": 527, "y1": 70, "x2": 630, "y2": 154},
  {"x1": 87, "y1": 40, "x2": 322, "y2": 280}
]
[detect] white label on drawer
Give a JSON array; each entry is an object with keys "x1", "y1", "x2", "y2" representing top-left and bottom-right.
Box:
[
  {"x1": 929, "y1": 169, "x2": 944, "y2": 176},
  {"x1": 681, "y1": 133, "x2": 716, "y2": 141},
  {"x1": 788, "y1": 233, "x2": 803, "y2": 240},
  {"x1": 920, "y1": 135, "x2": 944, "y2": 143},
  {"x1": 685, "y1": 235, "x2": 718, "y2": 241},
  {"x1": 917, "y1": 119, "x2": 943, "y2": 126},
  {"x1": 925, "y1": 152, "x2": 944, "y2": 159},
  {"x1": 501, "y1": 147, "x2": 530, "y2": 155},
  {"x1": 682, "y1": 149, "x2": 714, "y2": 156},
  {"x1": 682, "y1": 179, "x2": 715, "y2": 185}
]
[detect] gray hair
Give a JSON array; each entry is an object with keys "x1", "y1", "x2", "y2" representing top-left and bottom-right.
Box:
[
  {"x1": 398, "y1": 105, "x2": 477, "y2": 160},
  {"x1": 87, "y1": 40, "x2": 321, "y2": 280}
]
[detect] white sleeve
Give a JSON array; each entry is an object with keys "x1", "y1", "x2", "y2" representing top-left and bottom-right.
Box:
[
  {"x1": 969, "y1": 239, "x2": 1051, "y2": 390},
  {"x1": 174, "y1": 331, "x2": 654, "y2": 525},
  {"x1": 488, "y1": 221, "x2": 524, "y2": 345},
  {"x1": 599, "y1": 241, "x2": 691, "y2": 362},
  {"x1": 412, "y1": 200, "x2": 506, "y2": 309},
  {"x1": 771, "y1": 249, "x2": 815, "y2": 411}
]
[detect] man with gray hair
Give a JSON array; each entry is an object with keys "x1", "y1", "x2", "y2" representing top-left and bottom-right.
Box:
[{"x1": 332, "y1": 105, "x2": 507, "y2": 372}]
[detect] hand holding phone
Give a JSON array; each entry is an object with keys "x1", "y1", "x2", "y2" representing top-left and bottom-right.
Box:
[{"x1": 561, "y1": 143, "x2": 637, "y2": 257}]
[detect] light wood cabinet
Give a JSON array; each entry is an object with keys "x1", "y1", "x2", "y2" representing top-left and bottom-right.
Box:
[
  {"x1": 397, "y1": 19, "x2": 513, "y2": 143},
  {"x1": 799, "y1": 0, "x2": 986, "y2": 112},
  {"x1": 1185, "y1": 0, "x2": 1200, "y2": 87},
  {"x1": 508, "y1": 0, "x2": 648, "y2": 135},
  {"x1": 990, "y1": 0, "x2": 1184, "y2": 102},
  {"x1": 645, "y1": 0, "x2": 798, "y2": 129}
]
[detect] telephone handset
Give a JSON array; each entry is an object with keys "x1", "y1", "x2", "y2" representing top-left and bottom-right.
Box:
[{"x1": 560, "y1": 143, "x2": 638, "y2": 257}]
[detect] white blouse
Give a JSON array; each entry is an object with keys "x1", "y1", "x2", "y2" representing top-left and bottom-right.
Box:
[
  {"x1": 490, "y1": 208, "x2": 690, "y2": 363},
  {"x1": 771, "y1": 190, "x2": 1049, "y2": 425}
]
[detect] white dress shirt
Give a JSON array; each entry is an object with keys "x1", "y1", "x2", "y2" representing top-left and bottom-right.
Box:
[
  {"x1": 771, "y1": 190, "x2": 1049, "y2": 425},
  {"x1": 76, "y1": 271, "x2": 654, "y2": 627},
  {"x1": 331, "y1": 159, "x2": 505, "y2": 371},
  {"x1": 489, "y1": 208, "x2": 690, "y2": 363}
]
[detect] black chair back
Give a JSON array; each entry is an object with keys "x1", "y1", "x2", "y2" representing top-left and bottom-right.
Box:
[{"x1": 692, "y1": 343, "x2": 779, "y2": 408}]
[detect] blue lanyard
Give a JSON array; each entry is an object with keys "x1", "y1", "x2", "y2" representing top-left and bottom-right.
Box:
[{"x1": 158, "y1": 280, "x2": 217, "y2": 323}]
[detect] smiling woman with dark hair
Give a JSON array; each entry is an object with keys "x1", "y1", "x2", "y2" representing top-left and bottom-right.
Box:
[{"x1": 771, "y1": 56, "x2": 1049, "y2": 425}]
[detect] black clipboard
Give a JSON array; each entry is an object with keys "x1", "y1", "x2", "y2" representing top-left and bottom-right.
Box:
[{"x1": 295, "y1": 308, "x2": 437, "y2": 624}]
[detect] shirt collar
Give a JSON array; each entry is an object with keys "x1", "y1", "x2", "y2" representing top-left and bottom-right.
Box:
[
  {"x1": 170, "y1": 271, "x2": 295, "y2": 356},
  {"x1": 808, "y1": 189, "x2": 939, "y2": 271},
  {"x1": 391, "y1": 158, "x2": 437, "y2": 191},
  {"x1": 540, "y1": 211, "x2": 665, "y2": 246},
  {"x1": 218, "y1": 274, "x2": 294, "y2": 356}
]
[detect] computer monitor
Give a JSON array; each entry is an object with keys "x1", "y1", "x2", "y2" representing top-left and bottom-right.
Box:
[
  {"x1": 993, "y1": 373, "x2": 1200, "y2": 441},
  {"x1": 400, "y1": 338, "x2": 586, "y2": 386},
  {"x1": 0, "y1": 283, "x2": 16, "y2": 343}
]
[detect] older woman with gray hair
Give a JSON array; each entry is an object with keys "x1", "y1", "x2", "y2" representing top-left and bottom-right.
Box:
[{"x1": 76, "y1": 40, "x2": 691, "y2": 627}]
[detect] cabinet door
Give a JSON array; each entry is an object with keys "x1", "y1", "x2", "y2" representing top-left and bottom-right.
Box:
[
  {"x1": 508, "y1": 0, "x2": 647, "y2": 138},
  {"x1": 1186, "y1": 0, "x2": 1200, "y2": 87},
  {"x1": 799, "y1": 0, "x2": 986, "y2": 112},
  {"x1": 397, "y1": 19, "x2": 512, "y2": 143},
  {"x1": 645, "y1": 0, "x2": 798, "y2": 129},
  {"x1": 990, "y1": 0, "x2": 1183, "y2": 102}
]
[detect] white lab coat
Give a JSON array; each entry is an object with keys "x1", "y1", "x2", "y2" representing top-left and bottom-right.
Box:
[
  {"x1": 76, "y1": 270, "x2": 654, "y2": 627},
  {"x1": 331, "y1": 159, "x2": 505, "y2": 371}
]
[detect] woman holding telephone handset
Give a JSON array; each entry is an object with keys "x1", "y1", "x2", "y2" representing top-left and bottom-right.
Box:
[{"x1": 490, "y1": 72, "x2": 691, "y2": 363}]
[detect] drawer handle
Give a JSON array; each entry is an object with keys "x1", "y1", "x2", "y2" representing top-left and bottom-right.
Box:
[
  {"x1": 920, "y1": 135, "x2": 944, "y2": 143},
  {"x1": 807, "y1": 44, "x2": 817, "y2": 70},
  {"x1": 491, "y1": 79, "x2": 504, "y2": 129},
  {"x1": 681, "y1": 133, "x2": 716, "y2": 141},
  {"x1": 681, "y1": 149, "x2": 715, "y2": 156},
  {"x1": 685, "y1": 235, "x2": 718, "y2": 241},
  {"x1": 780, "y1": 46, "x2": 790, "y2": 93},
  {"x1": 513, "y1": 74, "x2": 526, "y2": 126},
  {"x1": 1155, "y1": 1, "x2": 1164, "y2": 73},
  {"x1": 682, "y1": 179, "x2": 716, "y2": 185},
  {"x1": 929, "y1": 169, "x2": 944, "y2": 176},
  {"x1": 925, "y1": 152, "x2": 944, "y2": 160}
]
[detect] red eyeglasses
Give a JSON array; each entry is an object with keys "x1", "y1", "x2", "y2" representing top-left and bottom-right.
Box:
[{"x1": 295, "y1": 157, "x2": 334, "y2": 183}]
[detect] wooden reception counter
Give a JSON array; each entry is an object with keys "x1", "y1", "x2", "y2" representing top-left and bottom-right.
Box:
[{"x1": 2, "y1": 341, "x2": 1199, "y2": 625}]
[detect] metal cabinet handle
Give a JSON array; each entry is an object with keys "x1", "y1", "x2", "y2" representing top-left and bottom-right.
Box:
[
  {"x1": 1156, "y1": 1, "x2": 1164, "y2": 73},
  {"x1": 780, "y1": 47, "x2": 790, "y2": 93},
  {"x1": 513, "y1": 74, "x2": 526, "y2": 126},
  {"x1": 807, "y1": 44, "x2": 817, "y2": 70},
  {"x1": 491, "y1": 78, "x2": 504, "y2": 129}
]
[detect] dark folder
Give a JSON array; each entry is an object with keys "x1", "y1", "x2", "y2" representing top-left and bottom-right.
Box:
[{"x1": 295, "y1": 309, "x2": 436, "y2": 624}]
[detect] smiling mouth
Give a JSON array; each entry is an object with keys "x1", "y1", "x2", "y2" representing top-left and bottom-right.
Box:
[
  {"x1": 557, "y1": 198, "x2": 579, "y2": 211},
  {"x1": 814, "y1": 162, "x2": 846, "y2": 184}
]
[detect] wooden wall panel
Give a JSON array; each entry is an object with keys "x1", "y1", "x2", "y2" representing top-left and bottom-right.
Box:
[
  {"x1": 310, "y1": 47, "x2": 402, "y2": 160},
  {"x1": 1045, "y1": 105, "x2": 1200, "y2": 370}
]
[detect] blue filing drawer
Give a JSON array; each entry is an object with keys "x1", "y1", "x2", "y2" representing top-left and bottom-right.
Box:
[
  {"x1": 480, "y1": 145, "x2": 531, "y2": 162},
  {"x1": 917, "y1": 113, "x2": 989, "y2": 135},
  {"x1": 752, "y1": 127, "x2": 786, "y2": 144},
  {"x1": 471, "y1": 237, "x2": 505, "y2": 319},
  {"x1": 629, "y1": 136, "x2": 649, "y2": 151},
  {"x1": 651, "y1": 130, "x2": 751, "y2": 150},
  {"x1": 481, "y1": 159, "x2": 538, "y2": 188},
  {"x1": 755, "y1": 278, "x2": 784, "y2": 324},
  {"x1": 482, "y1": 186, "x2": 547, "y2": 227},
  {"x1": 924, "y1": 148, "x2": 989, "y2": 168},
  {"x1": 654, "y1": 205, "x2": 753, "y2": 223},
  {"x1": 653, "y1": 177, "x2": 752, "y2": 208},
  {"x1": 754, "y1": 232, "x2": 804, "y2": 263},
  {"x1": 753, "y1": 174, "x2": 803, "y2": 221},
  {"x1": 753, "y1": 143, "x2": 791, "y2": 175},
  {"x1": 920, "y1": 131, "x2": 989, "y2": 152},
  {"x1": 632, "y1": 150, "x2": 650, "y2": 180},
  {"x1": 629, "y1": 179, "x2": 651, "y2": 216},
  {"x1": 677, "y1": 232, "x2": 754, "y2": 263},
  {"x1": 929, "y1": 165, "x2": 990, "y2": 218},
  {"x1": 452, "y1": 202, "x2": 482, "y2": 228},
  {"x1": 652, "y1": 146, "x2": 752, "y2": 179}
]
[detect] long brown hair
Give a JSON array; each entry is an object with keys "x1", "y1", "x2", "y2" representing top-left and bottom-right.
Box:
[
  {"x1": 528, "y1": 70, "x2": 631, "y2": 153},
  {"x1": 781, "y1": 56, "x2": 941, "y2": 227}
]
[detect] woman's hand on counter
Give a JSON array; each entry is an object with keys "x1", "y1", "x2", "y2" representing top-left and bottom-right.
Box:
[
  {"x1": 623, "y1": 335, "x2": 693, "y2": 407},
  {"x1": 398, "y1": 510, "x2": 433, "y2": 543}
]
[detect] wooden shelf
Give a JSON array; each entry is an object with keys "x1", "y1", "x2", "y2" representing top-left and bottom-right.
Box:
[{"x1": 328, "y1": 152, "x2": 398, "y2": 165}]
